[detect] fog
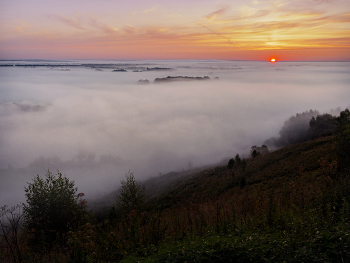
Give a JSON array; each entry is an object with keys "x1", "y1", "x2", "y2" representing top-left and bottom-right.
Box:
[{"x1": 1, "y1": 60, "x2": 350, "y2": 206}]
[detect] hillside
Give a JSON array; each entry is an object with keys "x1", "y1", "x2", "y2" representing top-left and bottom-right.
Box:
[
  {"x1": 1, "y1": 134, "x2": 349, "y2": 262},
  {"x1": 146, "y1": 136, "x2": 335, "y2": 211},
  {"x1": 92, "y1": 135, "x2": 334, "y2": 213},
  {"x1": 118, "y1": 135, "x2": 348, "y2": 262},
  {"x1": 115, "y1": 135, "x2": 349, "y2": 262}
]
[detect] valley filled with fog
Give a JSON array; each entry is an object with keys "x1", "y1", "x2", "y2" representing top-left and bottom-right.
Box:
[{"x1": 1, "y1": 60, "x2": 350, "y2": 206}]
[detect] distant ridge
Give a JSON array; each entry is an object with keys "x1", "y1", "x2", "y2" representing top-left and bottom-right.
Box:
[{"x1": 154, "y1": 76, "x2": 210, "y2": 83}]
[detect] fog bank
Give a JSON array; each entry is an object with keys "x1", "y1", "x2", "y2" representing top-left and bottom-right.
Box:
[{"x1": 1, "y1": 60, "x2": 349, "y2": 205}]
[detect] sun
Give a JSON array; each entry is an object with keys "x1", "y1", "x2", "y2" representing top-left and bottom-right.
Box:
[{"x1": 270, "y1": 58, "x2": 276, "y2": 62}]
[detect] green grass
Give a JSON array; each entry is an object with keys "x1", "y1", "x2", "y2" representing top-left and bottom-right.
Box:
[{"x1": 122, "y1": 216, "x2": 350, "y2": 263}]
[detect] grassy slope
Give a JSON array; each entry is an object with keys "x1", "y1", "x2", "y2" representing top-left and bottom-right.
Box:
[
  {"x1": 2, "y1": 136, "x2": 348, "y2": 262},
  {"x1": 147, "y1": 136, "x2": 335, "y2": 211},
  {"x1": 91, "y1": 136, "x2": 333, "y2": 213},
  {"x1": 119, "y1": 136, "x2": 350, "y2": 262}
]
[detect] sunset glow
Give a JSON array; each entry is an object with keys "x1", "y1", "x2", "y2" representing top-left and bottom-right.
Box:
[
  {"x1": 0, "y1": 0, "x2": 349, "y2": 61},
  {"x1": 271, "y1": 58, "x2": 276, "y2": 62}
]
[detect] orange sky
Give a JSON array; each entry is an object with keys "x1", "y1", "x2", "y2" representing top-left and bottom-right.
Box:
[{"x1": 0, "y1": 0, "x2": 349, "y2": 61}]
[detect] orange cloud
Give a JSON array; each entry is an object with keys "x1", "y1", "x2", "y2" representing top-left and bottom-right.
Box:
[
  {"x1": 14, "y1": 20, "x2": 31, "y2": 33},
  {"x1": 205, "y1": 6, "x2": 230, "y2": 21},
  {"x1": 1, "y1": 1, "x2": 349, "y2": 61}
]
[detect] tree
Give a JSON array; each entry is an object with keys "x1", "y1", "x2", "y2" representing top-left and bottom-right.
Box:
[
  {"x1": 23, "y1": 170, "x2": 86, "y2": 241},
  {"x1": 308, "y1": 113, "x2": 337, "y2": 139},
  {"x1": 116, "y1": 171, "x2": 146, "y2": 215},
  {"x1": 335, "y1": 109, "x2": 350, "y2": 172},
  {"x1": 277, "y1": 110, "x2": 319, "y2": 147},
  {"x1": 227, "y1": 158, "x2": 235, "y2": 169},
  {"x1": 264, "y1": 109, "x2": 320, "y2": 148},
  {"x1": 0, "y1": 205, "x2": 24, "y2": 263},
  {"x1": 235, "y1": 154, "x2": 242, "y2": 166},
  {"x1": 251, "y1": 149, "x2": 259, "y2": 158}
]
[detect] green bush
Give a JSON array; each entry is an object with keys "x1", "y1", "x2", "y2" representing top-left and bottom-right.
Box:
[
  {"x1": 23, "y1": 170, "x2": 86, "y2": 242},
  {"x1": 116, "y1": 171, "x2": 146, "y2": 216}
]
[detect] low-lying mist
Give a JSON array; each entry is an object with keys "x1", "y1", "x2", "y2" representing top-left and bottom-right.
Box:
[{"x1": 1, "y1": 60, "x2": 349, "y2": 206}]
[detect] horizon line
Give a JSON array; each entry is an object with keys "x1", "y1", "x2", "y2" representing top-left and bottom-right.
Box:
[{"x1": 1, "y1": 59, "x2": 350, "y2": 63}]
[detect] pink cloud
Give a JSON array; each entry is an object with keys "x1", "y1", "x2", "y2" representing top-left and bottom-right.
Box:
[
  {"x1": 88, "y1": 17, "x2": 118, "y2": 34},
  {"x1": 52, "y1": 15, "x2": 86, "y2": 30}
]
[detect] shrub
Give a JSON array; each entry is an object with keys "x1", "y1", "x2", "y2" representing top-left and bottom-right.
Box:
[
  {"x1": 23, "y1": 170, "x2": 86, "y2": 242},
  {"x1": 116, "y1": 171, "x2": 146, "y2": 216},
  {"x1": 0, "y1": 205, "x2": 24, "y2": 263}
]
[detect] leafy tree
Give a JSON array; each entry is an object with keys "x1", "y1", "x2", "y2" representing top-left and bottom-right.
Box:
[
  {"x1": 116, "y1": 171, "x2": 146, "y2": 215},
  {"x1": 335, "y1": 109, "x2": 350, "y2": 172},
  {"x1": 23, "y1": 170, "x2": 86, "y2": 241},
  {"x1": 227, "y1": 158, "x2": 235, "y2": 169},
  {"x1": 235, "y1": 154, "x2": 242, "y2": 166},
  {"x1": 251, "y1": 149, "x2": 259, "y2": 158},
  {"x1": 277, "y1": 110, "x2": 319, "y2": 147},
  {"x1": 250, "y1": 145, "x2": 269, "y2": 157},
  {"x1": 308, "y1": 113, "x2": 337, "y2": 139},
  {"x1": 265, "y1": 110, "x2": 320, "y2": 148}
]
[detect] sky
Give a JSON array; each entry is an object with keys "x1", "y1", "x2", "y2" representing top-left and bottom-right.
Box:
[{"x1": 0, "y1": 0, "x2": 350, "y2": 61}]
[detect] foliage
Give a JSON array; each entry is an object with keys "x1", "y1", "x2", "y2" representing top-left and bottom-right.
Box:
[
  {"x1": 335, "y1": 109, "x2": 350, "y2": 172},
  {"x1": 234, "y1": 154, "x2": 241, "y2": 166},
  {"x1": 0, "y1": 204, "x2": 24, "y2": 263},
  {"x1": 250, "y1": 145, "x2": 269, "y2": 158},
  {"x1": 122, "y1": 219, "x2": 350, "y2": 263},
  {"x1": 309, "y1": 113, "x2": 337, "y2": 139},
  {"x1": 265, "y1": 109, "x2": 319, "y2": 148},
  {"x1": 116, "y1": 171, "x2": 146, "y2": 215},
  {"x1": 251, "y1": 149, "x2": 259, "y2": 158},
  {"x1": 3, "y1": 131, "x2": 350, "y2": 262},
  {"x1": 227, "y1": 158, "x2": 235, "y2": 169},
  {"x1": 278, "y1": 109, "x2": 319, "y2": 146},
  {"x1": 23, "y1": 170, "x2": 86, "y2": 241},
  {"x1": 241, "y1": 159, "x2": 247, "y2": 171}
]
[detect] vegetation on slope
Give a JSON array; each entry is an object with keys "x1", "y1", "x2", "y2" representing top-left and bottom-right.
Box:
[{"x1": 1, "y1": 109, "x2": 350, "y2": 262}]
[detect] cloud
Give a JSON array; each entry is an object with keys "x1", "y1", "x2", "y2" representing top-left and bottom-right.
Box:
[
  {"x1": 14, "y1": 20, "x2": 31, "y2": 33},
  {"x1": 205, "y1": 6, "x2": 230, "y2": 21},
  {"x1": 52, "y1": 14, "x2": 86, "y2": 30},
  {"x1": 1, "y1": 0, "x2": 349, "y2": 59},
  {"x1": 143, "y1": 4, "x2": 161, "y2": 13},
  {"x1": 132, "y1": 4, "x2": 161, "y2": 16},
  {"x1": 88, "y1": 17, "x2": 118, "y2": 34},
  {"x1": 123, "y1": 25, "x2": 139, "y2": 34}
]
